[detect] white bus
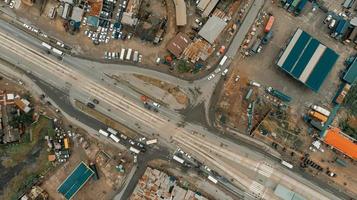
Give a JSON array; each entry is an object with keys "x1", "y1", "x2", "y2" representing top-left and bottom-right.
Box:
[
  {"x1": 99, "y1": 129, "x2": 109, "y2": 137},
  {"x1": 219, "y1": 55, "x2": 228, "y2": 66},
  {"x1": 126, "y1": 48, "x2": 132, "y2": 60},
  {"x1": 52, "y1": 48, "x2": 64, "y2": 56},
  {"x1": 41, "y1": 42, "x2": 52, "y2": 50},
  {"x1": 107, "y1": 127, "x2": 118, "y2": 135},
  {"x1": 208, "y1": 175, "x2": 218, "y2": 184},
  {"x1": 146, "y1": 139, "x2": 157, "y2": 145},
  {"x1": 129, "y1": 146, "x2": 140, "y2": 154},
  {"x1": 109, "y1": 134, "x2": 120, "y2": 143},
  {"x1": 173, "y1": 155, "x2": 184, "y2": 164},
  {"x1": 120, "y1": 48, "x2": 125, "y2": 60},
  {"x1": 281, "y1": 160, "x2": 293, "y2": 169}
]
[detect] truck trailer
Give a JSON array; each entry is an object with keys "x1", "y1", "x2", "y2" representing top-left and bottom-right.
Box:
[
  {"x1": 266, "y1": 87, "x2": 291, "y2": 102},
  {"x1": 309, "y1": 111, "x2": 328, "y2": 123},
  {"x1": 294, "y1": 0, "x2": 308, "y2": 15},
  {"x1": 265, "y1": 16, "x2": 275, "y2": 33},
  {"x1": 120, "y1": 48, "x2": 125, "y2": 60},
  {"x1": 126, "y1": 48, "x2": 132, "y2": 60},
  {"x1": 311, "y1": 105, "x2": 330, "y2": 116}
]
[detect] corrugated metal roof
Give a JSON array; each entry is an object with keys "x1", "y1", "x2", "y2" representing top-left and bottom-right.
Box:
[
  {"x1": 277, "y1": 28, "x2": 339, "y2": 92},
  {"x1": 198, "y1": 16, "x2": 227, "y2": 44},
  {"x1": 197, "y1": 0, "x2": 211, "y2": 11},
  {"x1": 324, "y1": 127, "x2": 357, "y2": 159},
  {"x1": 202, "y1": 0, "x2": 219, "y2": 17},
  {"x1": 343, "y1": 57, "x2": 357, "y2": 84},
  {"x1": 274, "y1": 184, "x2": 306, "y2": 200}
]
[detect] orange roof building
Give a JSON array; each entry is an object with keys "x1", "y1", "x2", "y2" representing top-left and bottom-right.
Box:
[{"x1": 324, "y1": 127, "x2": 357, "y2": 160}]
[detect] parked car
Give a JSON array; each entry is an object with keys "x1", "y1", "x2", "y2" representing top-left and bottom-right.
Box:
[{"x1": 87, "y1": 102, "x2": 95, "y2": 108}]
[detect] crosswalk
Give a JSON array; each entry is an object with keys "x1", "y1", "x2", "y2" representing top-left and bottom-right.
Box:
[
  {"x1": 249, "y1": 181, "x2": 264, "y2": 198},
  {"x1": 256, "y1": 162, "x2": 274, "y2": 177}
]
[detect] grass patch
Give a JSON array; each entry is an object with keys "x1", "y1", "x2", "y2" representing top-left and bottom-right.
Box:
[
  {"x1": 0, "y1": 115, "x2": 54, "y2": 200},
  {"x1": 0, "y1": 116, "x2": 53, "y2": 167}
]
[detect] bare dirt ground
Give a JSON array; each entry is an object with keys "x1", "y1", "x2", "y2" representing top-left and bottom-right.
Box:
[{"x1": 133, "y1": 74, "x2": 189, "y2": 106}]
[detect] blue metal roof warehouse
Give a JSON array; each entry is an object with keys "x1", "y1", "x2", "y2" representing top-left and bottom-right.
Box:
[
  {"x1": 277, "y1": 28, "x2": 339, "y2": 92},
  {"x1": 343, "y1": 57, "x2": 357, "y2": 84}
]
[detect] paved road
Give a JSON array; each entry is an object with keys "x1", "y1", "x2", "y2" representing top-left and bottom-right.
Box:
[{"x1": 0, "y1": 8, "x2": 351, "y2": 200}]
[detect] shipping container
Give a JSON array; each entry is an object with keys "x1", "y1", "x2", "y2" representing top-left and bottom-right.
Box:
[
  {"x1": 41, "y1": 42, "x2": 52, "y2": 50},
  {"x1": 120, "y1": 48, "x2": 125, "y2": 60},
  {"x1": 281, "y1": 160, "x2": 293, "y2": 169},
  {"x1": 208, "y1": 175, "x2": 218, "y2": 184},
  {"x1": 146, "y1": 139, "x2": 158, "y2": 145},
  {"x1": 219, "y1": 55, "x2": 228, "y2": 66},
  {"x1": 129, "y1": 146, "x2": 140, "y2": 154},
  {"x1": 99, "y1": 129, "x2": 109, "y2": 137},
  {"x1": 173, "y1": 155, "x2": 185, "y2": 164},
  {"x1": 264, "y1": 16, "x2": 275, "y2": 33},
  {"x1": 309, "y1": 111, "x2": 328, "y2": 123},
  {"x1": 126, "y1": 48, "x2": 132, "y2": 60},
  {"x1": 107, "y1": 127, "x2": 118, "y2": 135},
  {"x1": 64, "y1": 138, "x2": 69, "y2": 149},
  {"x1": 311, "y1": 105, "x2": 330, "y2": 116}
]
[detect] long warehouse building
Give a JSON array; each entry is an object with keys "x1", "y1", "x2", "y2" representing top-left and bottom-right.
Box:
[{"x1": 277, "y1": 28, "x2": 339, "y2": 92}]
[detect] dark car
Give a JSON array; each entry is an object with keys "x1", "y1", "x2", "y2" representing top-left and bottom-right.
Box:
[
  {"x1": 87, "y1": 102, "x2": 95, "y2": 109},
  {"x1": 92, "y1": 99, "x2": 99, "y2": 104}
]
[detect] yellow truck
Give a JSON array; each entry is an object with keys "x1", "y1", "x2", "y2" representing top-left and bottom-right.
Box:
[{"x1": 64, "y1": 138, "x2": 69, "y2": 149}]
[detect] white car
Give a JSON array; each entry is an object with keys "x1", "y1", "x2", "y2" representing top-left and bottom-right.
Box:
[
  {"x1": 207, "y1": 74, "x2": 215, "y2": 80},
  {"x1": 221, "y1": 68, "x2": 229, "y2": 76},
  {"x1": 9, "y1": 1, "x2": 14, "y2": 8},
  {"x1": 235, "y1": 75, "x2": 240, "y2": 82},
  {"x1": 110, "y1": 23, "x2": 114, "y2": 32},
  {"x1": 214, "y1": 67, "x2": 221, "y2": 74},
  {"x1": 153, "y1": 102, "x2": 160, "y2": 108},
  {"x1": 138, "y1": 54, "x2": 142, "y2": 63}
]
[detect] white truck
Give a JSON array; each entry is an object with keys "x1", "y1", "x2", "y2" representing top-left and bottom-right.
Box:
[
  {"x1": 107, "y1": 127, "x2": 118, "y2": 135},
  {"x1": 126, "y1": 48, "x2": 132, "y2": 60},
  {"x1": 208, "y1": 175, "x2": 218, "y2": 184},
  {"x1": 99, "y1": 129, "x2": 109, "y2": 137},
  {"x1": 133, "y1": 50, "x2": 139, "y2": 62},
  {"x1": 52, "y1": 48, "x2": 64, "y2": 56},
  {"x1": 41, "y1": 42, "x2": 52, "y2": 50},
  {"x1": 146, "y1": 139, "x2": 157, "y2": 145},
  {"x1": 311, "y1": 105, "x2": 330, "y2": 117},
  {"x1": 219, "y1": 55, "x2": 228, "y2": 66},
  {"x1": 129, "y1": 146, "x2": 140, "y2": 154},
  {"x1": 120, "y1": 48, "x2": 125, "y2": 60},
  {"x1": 281, "y1": 160, "x2": 293, "y2": 169},
  {"x1": 109, "y1": 134, "x2": 120, "y2": 143},
  {"x1": 173, "y1": 155, "x2": 184, "y2": 164}
]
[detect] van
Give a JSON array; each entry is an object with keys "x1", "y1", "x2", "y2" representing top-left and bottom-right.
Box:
[
  {"x1": 249, "y1": 81, "x2": 261, "y2": 87},
  {"x1": 221, "y1": 68, "x2": 229, "y2": 76},
  {"x1": 156, "y1": 57, "x2": 161, "y2": 64}
]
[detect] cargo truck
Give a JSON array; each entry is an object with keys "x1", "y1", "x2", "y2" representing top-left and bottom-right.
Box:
[
  {"x1": 99, "y1": 129, "x2": 109, "y2": 137},
  {"x1": 262, "y1": 31, "x2": 273, "y2": 44},
  {"x1": 64, "y1": 138, "x2": 69, "y2": 149},
  {"x1": 219, "y1": 55, "x2": 228, "y2": 66},
  {"x1": 173, "y1": 155, "x2": 184, "y2": 164},
  {"x1": 120, "y1": 48, "x2": 125, "y2": 60},
  {"x1": 266, "y1": 87, "x2": 291, "y2": 102},
  {"x1": 41, "y1": 42, "x2": 52, "y2": 50},
  {"x1": 311, "y1": 105, "x2": 330, "y2": 116},
  {"x1": 129, "y1": 146, "x2": 140, "y2": 154},
  {"x1": 208, "y1": 175, "x2": 218, "y2": 184},
  {"x1": 146, "y1": 139, "x2": 157, "y2": 145},
  {"x1": 109, "y1": 134, "x2": 120, "y2": 143},
  {"x1": 335, "y1": 84, "x2": 351, "y2": 104},
  {"x1": 107, "y1": 127, "x2": 118, "y2": 135},
  {"x1": 133, "y1": 50, "x2": 139, "y2": 62},
  {"x1": 265, "y1": 16, "x2": 274, "y2": 33},
  {"x1": 288, "y1": 0, "x2": 301, "y2": 12},
  {"x1": 309, "y1": 111, "x2": 328, "y2": 123},
  {"x1": 89, "y1": 162, "x2": 99, "y2": 180},
  {"x1": 126, "y1": 48, "x2": 132, "y2": 60},
  {"x1": 251, "y1": 39, "x2": 262, "y2": 53},
  {"x1": 294, "y1": 0, "x2": 308, "y2": 15}
]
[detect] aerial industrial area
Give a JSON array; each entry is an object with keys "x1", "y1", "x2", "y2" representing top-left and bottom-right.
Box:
[{"x1": 0, "y1": 0, "x2": 356, "y2": 199}]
